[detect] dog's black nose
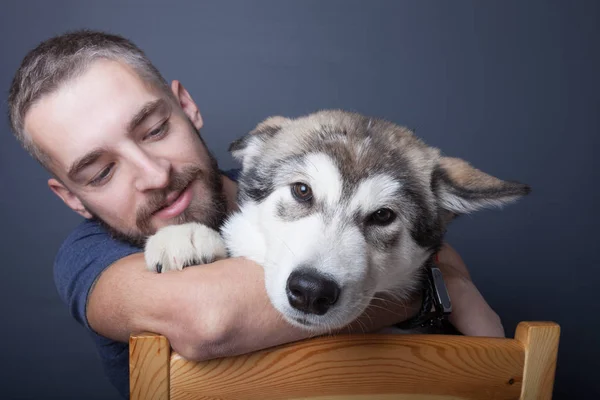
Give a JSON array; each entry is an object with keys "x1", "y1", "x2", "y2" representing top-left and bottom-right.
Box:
[{"x1": 286, "y1": 269, "x2": 340, "y2": 315}]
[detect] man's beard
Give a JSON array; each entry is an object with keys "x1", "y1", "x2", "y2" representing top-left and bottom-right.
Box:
[{"x1": 90, "y1": 151, "x2": 227, "y2": 248}]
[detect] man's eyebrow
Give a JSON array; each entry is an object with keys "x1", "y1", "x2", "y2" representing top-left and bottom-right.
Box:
[
  {"x1": 127, "y1": 98, "x2": 169, "y2": 134},
  {"x1": 67, "y1": 148, "x2": 105, "y2": 181},
  {"x1": 67, "y1": 99, "x2": 169, "y2": 181}
]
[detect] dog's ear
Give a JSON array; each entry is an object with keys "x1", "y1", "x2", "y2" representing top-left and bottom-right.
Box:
[
  {"x1": 433, "y1": 156, "x2": 531, "y2": 217},
  {"x1": 229, "y1": 116, "x2": 291, "y2": 167}
]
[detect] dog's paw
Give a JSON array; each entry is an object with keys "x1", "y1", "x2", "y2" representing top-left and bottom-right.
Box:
[{"x1": 144, "y1": 223, "x2": 227, "y2": 273}]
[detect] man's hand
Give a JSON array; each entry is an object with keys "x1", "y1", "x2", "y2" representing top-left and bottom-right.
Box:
[
  {"x1": 339, "y1": 243, "x2": 505, "y2": 338},
  {"x1": 435, "y1": 243, "x2": 505, "y2": 338}
]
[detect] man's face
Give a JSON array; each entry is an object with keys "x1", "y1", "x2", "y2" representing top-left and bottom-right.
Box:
[{"x1": 24, "y1": 59, "x2": 227, "y2": 246}]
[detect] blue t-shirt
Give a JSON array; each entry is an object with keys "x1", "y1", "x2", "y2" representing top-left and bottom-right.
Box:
[{"x1": 53, "y1": 170, "x2": 239, "y2": 399}]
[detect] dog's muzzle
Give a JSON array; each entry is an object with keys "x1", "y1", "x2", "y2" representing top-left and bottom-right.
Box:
[{"x1": 286, "y1": 268, "x2": 341, "y2": 315}]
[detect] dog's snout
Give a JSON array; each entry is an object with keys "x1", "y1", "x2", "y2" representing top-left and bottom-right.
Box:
[{"x1": 286, "y1": 269, "x2": 340, "y2": 315}]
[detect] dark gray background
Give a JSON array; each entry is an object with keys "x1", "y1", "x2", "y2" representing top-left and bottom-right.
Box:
[{"x1": 1, "y1": 1, "x2": 598, "y2": 399}]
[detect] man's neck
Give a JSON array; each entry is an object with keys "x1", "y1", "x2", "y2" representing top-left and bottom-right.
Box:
[{"x1": 221, "y1": 174, "x2": 239, "y2": 214}]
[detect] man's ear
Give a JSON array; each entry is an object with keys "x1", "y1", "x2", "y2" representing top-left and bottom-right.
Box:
[
  {"x1": 433, "y1": 156, "x2": 531, "y2": 217},
  {"x1": 228, "y1": 116, "x2": 291, "y2": 168},
  {"x1": 171, "y1": 80, "x2": 203, "y2": 130},
  {"x1": 48, "y1": 178, "x2": 93, "y2": 219}
]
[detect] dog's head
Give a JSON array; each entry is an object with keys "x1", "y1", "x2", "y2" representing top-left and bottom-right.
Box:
[{"x1": 226, "y1": 110, "x2": 530, "y2": 332}]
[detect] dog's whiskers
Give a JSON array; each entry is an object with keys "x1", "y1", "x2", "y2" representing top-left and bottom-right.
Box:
[
  {"x1": 358, "y1": 310, "x2": 373, "y2": 332},
  {"x1": 277, "y1": 238, "x2": 296, "y2": 258}
]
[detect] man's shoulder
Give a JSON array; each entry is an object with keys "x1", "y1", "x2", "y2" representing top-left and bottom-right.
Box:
[
  {"x1": 55, "y1": 218, "x2": 142, "y2": 269},
  {"x1": 56, "y1": 218, "x2": 140, "y2": 258},
  {"x1": 53, "y1": 219, "x2": 142, "y2": 327},
  {"x1": 59, "y1": 218, "x2": 110, "y2": 246}
]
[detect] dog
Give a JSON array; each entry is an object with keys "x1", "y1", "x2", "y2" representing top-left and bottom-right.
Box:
[{"x1": 144, "y1": 110, "x2": 530, "y2": 334}]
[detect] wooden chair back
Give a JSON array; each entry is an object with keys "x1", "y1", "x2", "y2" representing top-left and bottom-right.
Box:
[{"x1": 130, "y1": 321, "x2": 560, "y2": 400}]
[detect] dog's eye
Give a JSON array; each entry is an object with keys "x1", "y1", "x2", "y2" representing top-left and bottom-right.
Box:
[
  {"x1": 291, "y1": 182, "x2": 313, "y2": 202},
  {"x1": 368, "y1": 208, "x2": 396, "y2": 225}
]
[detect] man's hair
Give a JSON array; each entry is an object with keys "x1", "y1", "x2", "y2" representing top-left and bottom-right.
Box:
[{"x1": 8, "y1": 29, "x2": 172, "y2": 170}]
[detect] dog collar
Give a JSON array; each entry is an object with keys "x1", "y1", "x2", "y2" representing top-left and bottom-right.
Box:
[{"x1": 395, "y1": 264, "x2": 453, "y2": 331}]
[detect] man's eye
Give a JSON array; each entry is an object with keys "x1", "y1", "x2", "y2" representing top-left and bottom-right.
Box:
[
  {"x1": 144, "y1": 120, "x2": 170, "y2": 140},
  {"x1": 89, "y1": 163, "x2": 115, "y2": 186}
]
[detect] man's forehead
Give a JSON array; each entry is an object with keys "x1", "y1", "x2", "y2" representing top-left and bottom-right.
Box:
[{"x1": 24, "y1": 59, "x2": 162, "y2": 171}]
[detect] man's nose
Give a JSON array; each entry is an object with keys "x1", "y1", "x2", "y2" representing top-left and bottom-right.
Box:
[{"x1": 134, "y1": 153, "x2": 171, "y2": 192}]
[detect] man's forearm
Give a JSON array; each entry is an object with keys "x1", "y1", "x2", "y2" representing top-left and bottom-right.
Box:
[
  {"x1": 86, "y1": 253, "x2": 309, "y2": 356},
  {"x1": 87, "y1": 242, "x2": 504, "y2": 362},
  {"x1": 179, "y1": 260, "x2": 423, "y2": 360},
  {"x1": 86, "y1": 253, "x2": 423, "y2": 360},
  {"x1": 86, "y1": 253, "x2": 181, "y2": 342}
]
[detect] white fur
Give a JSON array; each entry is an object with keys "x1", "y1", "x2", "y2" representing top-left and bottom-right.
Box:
[
  {"x1": 223, "y1": 196, "x2": 371, "y2": 331},
  {"x1": 221, "y1": 156, "x2": 429, "y2": 333},
  {"x1": 297, "y1": 153, "x2": 343, "y2": 207},
  {"x1": 347, "y1": 175, "x2": 401, "y2": 216},
  {"x1": 144, "y1": 223, "x2": 227, "y2": 272}
]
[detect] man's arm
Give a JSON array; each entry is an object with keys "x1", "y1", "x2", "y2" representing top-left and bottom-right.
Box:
[
  {"x1": 435, "y1": 243, "x2": 505, "y2": 337},
  {"x1": 86, "y1": 253, "x2": 300, "y2": 358},
  {"x1": 87, "y1": 243, "x2": 503, "y2": 361},
  {"x1": 87, "y1": 253, "x2": 422, "y2": 360}
]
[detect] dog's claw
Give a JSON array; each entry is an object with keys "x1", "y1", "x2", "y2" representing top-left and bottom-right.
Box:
[
  {"x1": 144, "y1": 223, "x2": 227, "y2": 273},
  {"x1": 181, "y1": 259, "x2": 200, "y2": 269},
  {"x1": 200, "y1": 255, "x2": 214, "y2": 264}
]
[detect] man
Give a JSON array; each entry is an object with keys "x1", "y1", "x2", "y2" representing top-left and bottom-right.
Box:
[{"x1": 8, "y1": 30, "x2": 504, "y2": 399}]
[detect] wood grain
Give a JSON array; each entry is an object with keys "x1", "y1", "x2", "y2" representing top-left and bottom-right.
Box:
[
  {"x1": 515, "y1": 321, "x2": 560, "y2": 400},
  {"x1": 169, "y1": 334, "x2": 525, "y2": 400},
  {"x1": 130, "y1": 332, "x2": 170, "y2": 400}
]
